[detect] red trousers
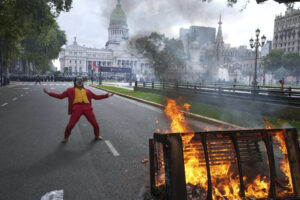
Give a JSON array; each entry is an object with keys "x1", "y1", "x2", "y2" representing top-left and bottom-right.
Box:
[{"x1": 64, "y1": 104, "x2": 99, "y2": 138}]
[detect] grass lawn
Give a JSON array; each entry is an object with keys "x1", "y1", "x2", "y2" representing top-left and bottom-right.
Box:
[
  {"x1": 265, "y1": 84, "x2": 300, "y2": 88},
  {"x1": 93, "y1": 85, "x2": 300, "y2": 136},
  {"x1": 94, "y1": 85, "x2": 164, "y2": 104}
]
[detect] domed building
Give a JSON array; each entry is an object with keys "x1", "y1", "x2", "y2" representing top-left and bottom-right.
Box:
[
  {"x1": 59, "y1": 0, "x2": 153, "y2": 82},
  {"x1": 106, "y1": 0, "x2": 129, "y2": 53}
]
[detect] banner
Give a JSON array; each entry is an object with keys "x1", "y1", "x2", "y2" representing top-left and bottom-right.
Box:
[
  {"x1": 89, "y1": 61, "x2": 132, "y2": 73},
  {"x1": 100, "y1": 67, "x2": 131, "y2": 73},
  {"x1": 92, "y1": 61, "x2": 101, "y2": 69}
]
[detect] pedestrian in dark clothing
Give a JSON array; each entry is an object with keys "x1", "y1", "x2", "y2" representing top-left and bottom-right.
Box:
[
  {"x1": 35, "y1": 75, "x2": 41, "y2": 85},
  {"x1": 279, "y1": 77, "x2": 284, "y2": 90}
]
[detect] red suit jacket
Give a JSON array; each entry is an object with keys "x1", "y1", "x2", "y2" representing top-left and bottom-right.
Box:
[{"x1": 49, "y1": 87, "x2": 109, "y2": 115}]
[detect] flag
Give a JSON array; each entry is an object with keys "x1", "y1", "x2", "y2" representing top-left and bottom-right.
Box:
[{"x1": 92, "y1": 61, "x2": 100, "y2": 69}]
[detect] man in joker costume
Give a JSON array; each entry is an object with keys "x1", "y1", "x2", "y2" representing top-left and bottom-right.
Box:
[{"x1": 43, "y1": 76, "x2": 113, "y2": 143}]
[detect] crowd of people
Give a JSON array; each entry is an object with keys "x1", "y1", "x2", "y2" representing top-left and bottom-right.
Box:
[
  {"x1": 9, "y1": 74, "x2": 89, "y2": 82},
  {"x1": 10, "y1": 74, "x2": 56, "y2": 82}
]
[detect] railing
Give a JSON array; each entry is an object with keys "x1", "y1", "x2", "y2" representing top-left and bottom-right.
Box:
[{"x1": 135, "y1": 81, "x2": 300, "y2": 106}]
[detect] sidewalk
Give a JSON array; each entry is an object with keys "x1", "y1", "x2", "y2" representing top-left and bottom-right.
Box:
[{"x1": 0, "y1": 81, "x2": 21, "y2": 89}]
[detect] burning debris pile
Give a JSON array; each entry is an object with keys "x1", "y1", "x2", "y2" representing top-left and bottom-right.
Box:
[{"x1": 149, "y1": 98, "x2": 300, "y2": 200}]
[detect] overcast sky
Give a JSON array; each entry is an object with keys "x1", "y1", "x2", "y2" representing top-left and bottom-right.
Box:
[{"x1": 54, "y1": 0, "x2": 299, "y2": 68}]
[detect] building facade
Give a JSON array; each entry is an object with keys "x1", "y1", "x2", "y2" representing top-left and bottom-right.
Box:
[
  {"x1": 261, "y1": 40, "x2": 272, "y2": 57},
  {"x1": 273, "y1": 6, "x2": 300, "y2": 54},
  {"x1": 180, "y1": 26, "x2": 216, "y2": 57},
  {"x1": 59, "y1": 0, "x2": 153, "y2": 81},
  {"x1": 179, "y1": 25, "x2": 216, "y2": 81},
  {"x1": 180, "y1": 16, "x2": 265, "y2": 84}
]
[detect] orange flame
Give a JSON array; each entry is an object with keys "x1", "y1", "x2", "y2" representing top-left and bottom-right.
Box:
[
  {"x1": 164, "y1": 98, "x2": 192, "y2": 134},
  {"x1": 263, "y1": 117, "x2": 273, "y2": 129},
  {"x1": 159, "y1": 98, "x2": 292, "y2": 199},
  {"x1": 245, "y1": 175, "x2": 269, "y2": 198},
  {"x1": 274, "y1": 131, "x2": 294, "y2": 196},
  {"x1": 264, "y1": 118, "x2": 294, "y2": 196}
]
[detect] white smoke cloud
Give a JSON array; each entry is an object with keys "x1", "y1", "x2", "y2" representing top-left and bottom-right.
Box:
[{"x1": 57, "y1": 0, "x2": 293, "y2": 49}]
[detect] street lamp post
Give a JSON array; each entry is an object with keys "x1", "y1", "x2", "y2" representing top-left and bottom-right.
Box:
[
  {"x1": 184, "y1": 56, "x2": 187, "y2": 83},
  {"x1": 263, "y1": 58, "x2": 266, "y2": 86},
  {"x1": 249, "y1": 28, "x2": 266, "y2": 89},
  {"x1": 99, "y1": 67, "x2": 102, "y2": 85},
  {"x1": 129, "y1": 54, "x2": 134, "y2": 86},
  {"x1": 0, "y1": 39, "x2": 2, "y2": 87},
  {"x1": 91, "y1": 68, "x2": 94, "y2": 85},
  {"x1": 0, "y1": 48, "x2": 2, "y2": 87}
]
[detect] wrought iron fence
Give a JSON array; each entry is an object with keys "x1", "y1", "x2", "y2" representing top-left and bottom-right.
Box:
[{"x1": 135, "y1": 81, "x2": 300, "y2": 106}]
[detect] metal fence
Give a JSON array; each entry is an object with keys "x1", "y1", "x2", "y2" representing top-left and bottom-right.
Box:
[{"x1": 135, "y1": 81, "x2": 300, "y2": 106}]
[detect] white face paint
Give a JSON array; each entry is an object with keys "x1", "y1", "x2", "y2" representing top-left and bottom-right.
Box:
[{"x1": 76, "y1": 78, "x2": 83, "y2": 87}]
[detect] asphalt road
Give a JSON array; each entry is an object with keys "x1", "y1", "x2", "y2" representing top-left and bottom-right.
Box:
[{"x1": 0, "y1": 82, "x2": 218, "y2": 200}]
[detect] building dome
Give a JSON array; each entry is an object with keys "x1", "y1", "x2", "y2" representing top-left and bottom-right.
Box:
[{"x1": 110, "y1": 0, "x2": 127, "y2": 26}]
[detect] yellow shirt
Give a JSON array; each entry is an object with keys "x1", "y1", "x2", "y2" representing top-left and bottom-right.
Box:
[{"x1": 73, "y1": 88, "x2": 90, "y2": 104}]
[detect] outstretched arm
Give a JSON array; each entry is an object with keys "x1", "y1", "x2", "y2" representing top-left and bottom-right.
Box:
[
  {"x1": 92, "y1": 92, "x2": 113, "y2": 100},
  {"x1": 43, "y1": 88, "x2": 68, "y2": 99}
]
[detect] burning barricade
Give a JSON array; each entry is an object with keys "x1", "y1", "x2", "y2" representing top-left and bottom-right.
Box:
[{"x1": 149, "y1": 98, "x2": 300, "y2": 200}]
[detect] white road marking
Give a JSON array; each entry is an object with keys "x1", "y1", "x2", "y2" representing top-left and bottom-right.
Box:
[
  {"x1": 12, "y1": 97, "x2": 17, "y2": 101},
  {"x1": 50, "y1": 87, "x2": 55, "y2": 90},
  {"x1": 40, "y1": 189, "x2": 64, "y2": 199},
  {"x1": 20, "y1": 94, "x2": 24, "y2": 96},
  {"x1": 1, "y1": 103, "x2": 8, "y2": 107},
  {"x1": 105, "y1": 140, "x2": 120, "y2": 157}
]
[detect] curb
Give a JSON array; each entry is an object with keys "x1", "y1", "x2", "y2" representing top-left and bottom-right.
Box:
[
  {"x1": 0, "y1": 83, "x2": 19, "y2": 88},
  {"x1": 91, "y1": 85, "x2": 243, "y2": 129}
]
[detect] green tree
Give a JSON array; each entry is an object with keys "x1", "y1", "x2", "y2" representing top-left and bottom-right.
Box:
[
  {"x1": 264, "y1": 49, "x2": 284, "y2": 72},
  {"x1": 135, "y1": 32, "x2": 186, "y2": 81},
  {"x1": 21, "y1": 23, "x2": 67, "y2": 73},
  {"x1": 0, "y1": 0, "x2": 72, "y2": 68},
  {"x1": 282, "y1": 52, "x2": 300, "y2": 76},
  {"x1": 274, "y1": 67, "x2": 290, "y2": 80}
]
